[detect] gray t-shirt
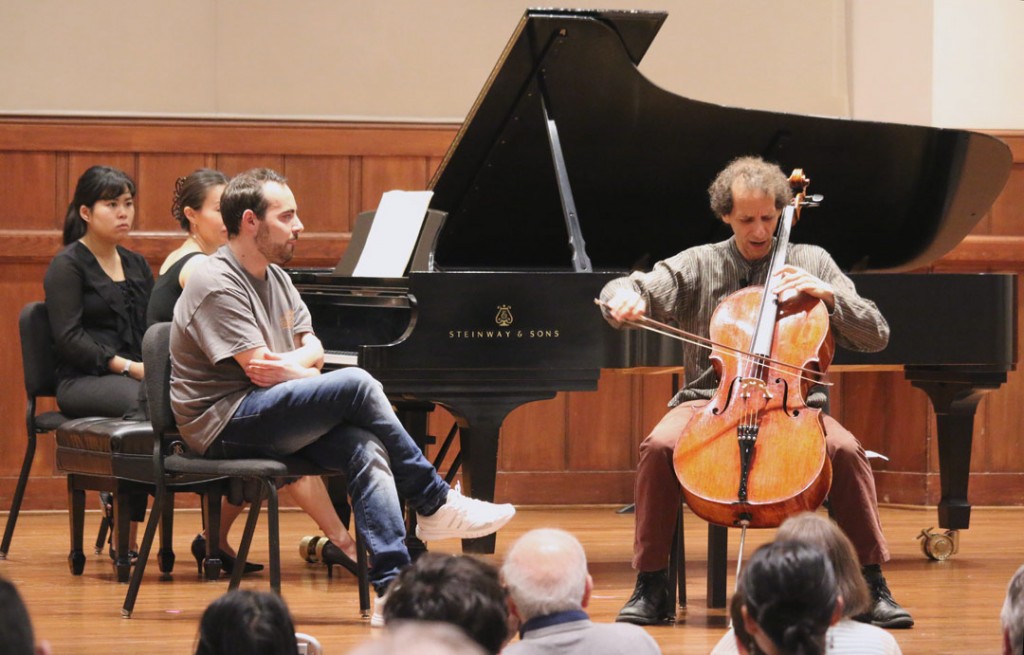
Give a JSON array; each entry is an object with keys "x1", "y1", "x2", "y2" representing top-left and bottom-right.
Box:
[{"x1": 169, "y1": 245, "x2": 312, "y2": 454}]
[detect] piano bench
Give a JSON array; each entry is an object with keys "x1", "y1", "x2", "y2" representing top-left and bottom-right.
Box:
[{"x1": 55, "y1": 417, "x2": 161, "y2": 582}]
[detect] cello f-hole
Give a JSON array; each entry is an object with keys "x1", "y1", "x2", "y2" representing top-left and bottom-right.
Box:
[
  {"x1": 775, "y1": 377, "x2": 800, "y2": 418},
  {"x1": 713, "y1": 377, "x2": 742, "y2": 415}
]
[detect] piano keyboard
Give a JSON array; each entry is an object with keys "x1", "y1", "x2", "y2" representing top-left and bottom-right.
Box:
[{"x1": 323, "y1": 350, "x2": 359, "y2": 367}]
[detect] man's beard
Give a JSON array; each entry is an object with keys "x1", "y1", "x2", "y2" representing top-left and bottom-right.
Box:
[{"x1": 255, "y1": 221, "x2": 295, "y2": 265}]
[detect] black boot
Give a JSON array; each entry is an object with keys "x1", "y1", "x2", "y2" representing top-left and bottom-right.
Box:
[
  {"x1": 616, "y1": 569, "x2": 673, "y2": 625},
  {"x1": 856, "y1": 564, "x2": 914, "y2": 629}
]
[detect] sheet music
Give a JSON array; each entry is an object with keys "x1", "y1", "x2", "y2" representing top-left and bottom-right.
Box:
[{"x1": 352, "y1": 190, "x2": 432, "y2": 277}]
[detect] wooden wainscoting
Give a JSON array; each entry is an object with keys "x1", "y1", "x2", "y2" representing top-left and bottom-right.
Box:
[
  {"x1": 0, "y1": 116, "x2": 457, "y2": 511},
  {"x1": 0, "y1": 118, "x2": 1022, "y2": 512}
]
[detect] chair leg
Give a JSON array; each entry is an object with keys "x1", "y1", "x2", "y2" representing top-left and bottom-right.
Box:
[
  {"x1": 0, "y1": 429, "x2": 37, "y2": 559},
  {"x1": 707, "y1": 524, "x2": 729, "y2": 608},
  {"x1": 158, "y1": 491, "x2": 175, "y2": 574},
  {"x1": 266, "y1": 482, "x2": 280, "y2": 595},
  {"x1": 94, "y1": 499, "x2": 112, "y2": 555},
  {"x1": 356, "y1": 526, "x2": 371, "y2": 616},
  {"x1": 123, "y1": 485, "x2": 166, "y2": 618},
  {"x1": 230, "y1": 481, "x2": 266, "y2": 593},
  {"x1": 202, "y1": 489, "x2": 224, "y2": 581},
  {"x1": 67, "y1": 480, "x2": 86, "y2": 575},
  {"x1": 113, "y1": 488, "x2": 133, "y2": 583},
  {"x1": 669, "y1": 504, "x2": 686, "y2": 609}
]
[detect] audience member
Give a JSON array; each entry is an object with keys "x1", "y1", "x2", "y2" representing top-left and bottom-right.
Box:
[
  {"x1": 347, "y1": 622, "x2": 487, "y2": 655},
  {"x1": 712, "y1": 512, "x2": 901, "y2": 654},
  {"x1": 501, "y1": 528, "x2": 660, "y2": 654},
  {"x1": 1001, "y1": 563, "x2": 1024, "y2": 655},
  {"x1": 728, "y1": 588, "x2": 759, "y2": 655},
  {"x1": 0, "y1": 576, "x2": 51, "y2": 655},
  {"x1": 383, "y1": 552, "x2": 509, "y2": 654},
  {"x1": 195, "y1": 589, "x2": 298, "y2": 655},
  {"x1": 738, "y1": 540, "x2": 840, "y2": 655}
]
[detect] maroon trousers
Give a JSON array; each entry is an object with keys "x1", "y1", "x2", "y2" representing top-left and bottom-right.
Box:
[{"x1": 632, "y1": 400, "x2": 890, "y2": 571}]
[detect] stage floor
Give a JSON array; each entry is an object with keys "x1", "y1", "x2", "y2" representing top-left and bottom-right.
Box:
[{"x1": 0, "y1": 504, "x2": 1017, "y2": 654}]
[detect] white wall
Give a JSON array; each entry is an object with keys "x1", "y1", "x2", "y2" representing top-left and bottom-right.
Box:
[
  {"x1": 846, "y1": 0, "x2": 933, "y2": 126},
  {"x1": 932, "y1": 0, "x2": 1024, "y2": 129},
  {"x1": 1, "y1": 1, "x2": 1020, "y2": 128},
  {"x1": 845, "y1": 0, "x2": 1024, "y2": 129},
  {"x1": 0, "y1": 1, "x2": 848, "y2": 121}
]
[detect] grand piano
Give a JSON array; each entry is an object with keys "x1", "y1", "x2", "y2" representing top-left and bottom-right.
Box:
[{"x1": 290, "y1": 9, "x2": 1015, "y2": 555}]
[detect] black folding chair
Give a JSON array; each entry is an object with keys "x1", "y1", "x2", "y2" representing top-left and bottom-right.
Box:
[
  {"x1": 1, "y1": 302, "x2": 104, "y2": 559},
  {"x1": 123, "y1": 322, "x2": 370, "y2": 617}
]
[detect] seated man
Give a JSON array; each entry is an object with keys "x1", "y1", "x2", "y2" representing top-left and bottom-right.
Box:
[
  {"x1": 382, "y1": 553, "x2": 511, "y2": 655},
  {"x1": 501, "y1": 528, "x2": 661, "y2": 655},
  {"x1": 169, "y1": 168, "x2": 515, "y2": 623},
  {"x1": 601, "y1": 156, "x2": 910, "y2": 629}
]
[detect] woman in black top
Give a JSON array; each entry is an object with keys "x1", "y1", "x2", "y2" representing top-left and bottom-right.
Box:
[
  {"x1": 44, "y1": 165, "x2": 153, "y2": 556},
  {"x1": 146, "y1": 168, "x2": 229, "y2": 325},
  {"x1": 45, "y1": 165, "x2": 153, "y2": 417}
]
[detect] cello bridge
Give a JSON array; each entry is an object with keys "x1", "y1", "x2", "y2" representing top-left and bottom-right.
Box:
[{"x1": 739, "y1": 377, "x2": 772, "y2": 402}]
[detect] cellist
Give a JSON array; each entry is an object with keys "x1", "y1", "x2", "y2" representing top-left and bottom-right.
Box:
[{"x1": 599, "y1": 156, "x2": 912, "y2": 630}]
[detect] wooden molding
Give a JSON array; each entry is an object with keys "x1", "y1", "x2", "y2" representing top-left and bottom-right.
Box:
[{"x1": 0, "y1": 116, "x2": 460, "y2": 156}]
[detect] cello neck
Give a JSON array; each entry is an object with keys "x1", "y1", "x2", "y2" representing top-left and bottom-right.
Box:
[{"x1": 749, "y1": 204, "x2": 796, "y2": 357}]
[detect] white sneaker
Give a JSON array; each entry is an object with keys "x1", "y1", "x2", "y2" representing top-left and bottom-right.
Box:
[
  {"x1": 370, "y1": 588, "x2": 389, "y2": 628},
  {"x1": 415, "y1": 482, "x2": 516, "y2": 541}
]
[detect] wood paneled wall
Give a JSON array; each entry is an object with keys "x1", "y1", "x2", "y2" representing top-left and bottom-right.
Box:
[{"x1": 0, "y1": 118, "x2": 1021, "y2": 511}]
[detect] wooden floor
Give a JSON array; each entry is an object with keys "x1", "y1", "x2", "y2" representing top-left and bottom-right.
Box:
[{"x1": 0, "y1": 503, "x2": 1018, "y2": 654}]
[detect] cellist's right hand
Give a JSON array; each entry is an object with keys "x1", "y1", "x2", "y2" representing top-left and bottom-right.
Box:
[{"x1": 606, "y1": 288, "x2": 647, "y2": 322}]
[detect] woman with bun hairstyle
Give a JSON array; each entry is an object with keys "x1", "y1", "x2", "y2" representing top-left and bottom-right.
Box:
[{"x1": 737, "y1": 539, "x2": 840, "y2": 655}]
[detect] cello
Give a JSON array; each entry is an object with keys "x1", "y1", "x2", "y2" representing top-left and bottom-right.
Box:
[{"x1": 671, "y1": 170, "x2": 833, "y2": 530}]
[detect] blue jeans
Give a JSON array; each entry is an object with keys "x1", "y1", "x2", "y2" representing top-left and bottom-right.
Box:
[{"x1": 210, "y1": 367, "x2": 450, "y2": 591}]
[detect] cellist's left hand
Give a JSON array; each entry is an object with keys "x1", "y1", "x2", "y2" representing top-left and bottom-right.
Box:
[{"x1": 772, "y1": 265, "x2": 835, "y2": 311}]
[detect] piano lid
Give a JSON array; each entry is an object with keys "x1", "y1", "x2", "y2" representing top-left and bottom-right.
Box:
[{"x1": 427, "y1": 8, "x2": 1012, "y2": 274}]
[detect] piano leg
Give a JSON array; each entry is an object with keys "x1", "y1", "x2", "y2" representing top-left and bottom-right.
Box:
[
  {"x1": 443, "y1": 396, "x2": 556, "y2": 555},
  {"x1": 455, "y1": 415, "x2": 503, "y2": 555},
  {"x1": 906, "y1": 369, "x2": 1008, "y2": 532}
]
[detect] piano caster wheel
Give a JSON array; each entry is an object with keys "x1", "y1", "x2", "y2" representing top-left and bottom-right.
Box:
[{"x1": 917, "y1": 527, "x2": 958, "y2": 561}]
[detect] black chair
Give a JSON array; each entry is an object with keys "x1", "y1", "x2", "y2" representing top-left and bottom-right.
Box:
[
  {"x1": 123, "y1": 322, "x2": 371, "y2": 618},
  {"x1": 668, "y1": 507, "x2": 729, "y2": 611},
  {"x1": 1, "y1": 302, "x2": 106, "y2": 560}
]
